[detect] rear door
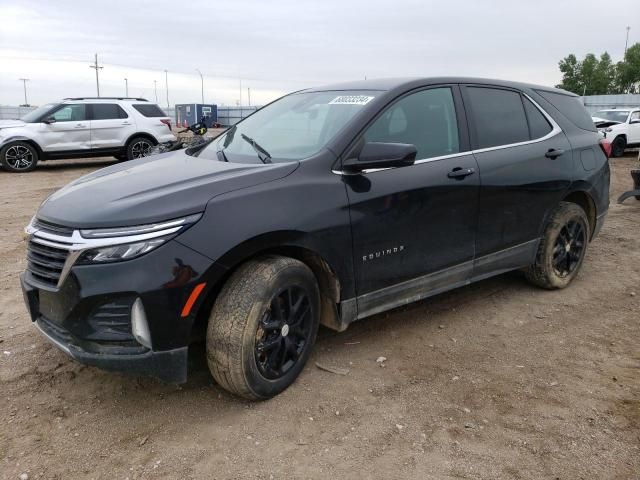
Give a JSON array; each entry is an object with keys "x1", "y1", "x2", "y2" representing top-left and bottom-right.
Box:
[
  {"x1": 343, "y1": 86, "x2": 480, "y2": 318},
  {"x1": 88, "y1": 103, "x2": 134, "y2": 149},
  {"x1": 40, "y1": 104, "x2": 90, "y2": 152},
  {"x1": 461, "y1": 85, "x2": 573, "y2": 276}
]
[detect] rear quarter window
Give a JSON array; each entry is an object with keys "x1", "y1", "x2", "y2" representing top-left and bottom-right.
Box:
[
  {"x1": 534, "y1": 90, "x2": 596, "y2": 132},
  {"x1": 132, "y1": 104, "x2": 168, "y2": 117}
]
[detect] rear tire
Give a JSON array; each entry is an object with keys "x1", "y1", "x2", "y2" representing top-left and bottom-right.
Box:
[
  {"x1": 126, "y1": 136, "x2": 156, "y2": 160},
  {"x1": 611, "y1": 136, "x2": 627, "y2": 158},
  {"x1": 525, "y1": 202, "x2": 589, "y2": 289},
  {"x1": 0, "y1": 141, "x2": 38, "y2": 172},
  {"x1": 206, "y1": 256, "x2": 320, "y2": 400}
]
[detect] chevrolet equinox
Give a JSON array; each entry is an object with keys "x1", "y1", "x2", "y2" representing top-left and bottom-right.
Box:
[{"x1": 21, "y1": 78, "x2": 610, "y2": 399}]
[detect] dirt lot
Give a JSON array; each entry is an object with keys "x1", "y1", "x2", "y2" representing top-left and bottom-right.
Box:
[{"x1": 1, "y1": 153, "x2": 639, "y2": 480}]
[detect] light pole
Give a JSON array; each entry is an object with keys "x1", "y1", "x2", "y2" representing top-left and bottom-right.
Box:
[
  {"x1": 164, "y1": 70, "x2": 169, "y2": 109},
  {"x1": 89, "y1": 53, "x2": 103, "y2": 97},
  {"x1": 624, "y1": 26, "x2": 631, "y2": 58},
  {"x1": 195, "y1": 69, "x2": 204, "y2": 104},
  {"x1": 154, "y1": 80, "x2": 158, "y2": 102},
  {"x1": 247, "y1": 87, "x2": 251, "y2": 106},
  {"x1": 124, "y1": 78, "x2": 128, "y2": 97},
  {"x1": 18, "y1": 78, "x2": 30, "y2": 106}
]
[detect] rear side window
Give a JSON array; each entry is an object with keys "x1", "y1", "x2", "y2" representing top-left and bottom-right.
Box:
[
  {"x1": 466, "y1": 87, "x2": 529, "y2": 149},
  {"x1": 91, "y1": 104, "x2": 128, "y2": 120},
  {"x1": 133, "y1": 104, "x2": 167, "y2": 117},
  {"x1": 523, "y1": 97, "x2": 552, "y2": 139},
  {"x1": 363, "y1": 87, "x2": 460, "y2": 159},
  {"x1": 535, "y1": 90, "x2": 596, "y2": 132}
]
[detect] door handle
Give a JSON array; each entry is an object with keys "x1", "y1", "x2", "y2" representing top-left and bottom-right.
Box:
[
  {"x1": 447, "y1": 167, "x2": 475, "y2": 179},
  {"x1": 74, "y1": 124, "x2": 86, "y2": 128},
  {"x1": 545, "y1": 148, "x2": 565, "y2": 159},
  {"x1": 122, "y1": 122, "x2": 131, "y2": 125}
]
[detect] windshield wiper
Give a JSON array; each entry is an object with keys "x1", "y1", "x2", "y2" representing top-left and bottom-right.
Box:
[{"x1": 241, "y1": 133, "x2": 272, "y2": 164}]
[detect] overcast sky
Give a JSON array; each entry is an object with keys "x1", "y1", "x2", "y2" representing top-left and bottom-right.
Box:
[{"x1": 0, "y1": 0, "x2": 638, "y2": 107}]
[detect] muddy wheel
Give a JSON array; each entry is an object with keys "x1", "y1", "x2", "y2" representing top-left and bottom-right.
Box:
[
  {"x1": 206, "y1": 256, "x2": 320, "y2": 400},
  {"x1": 525, "y1": 202, "x2": 589, "y2": 289}
]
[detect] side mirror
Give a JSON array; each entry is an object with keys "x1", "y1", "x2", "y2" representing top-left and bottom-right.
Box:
[
  {"x1": 43, "y1": 117, "x2": 56, "y2": 124},
  {"x1": 342, "y1": 142, "x2": 417, "y2": 172},
  {"x1": 630, "y1": 119, "x2": 640, "y2": 124}
]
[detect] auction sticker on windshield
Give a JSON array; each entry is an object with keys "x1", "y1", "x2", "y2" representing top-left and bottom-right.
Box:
[{"x1": 329, "y1": 95, "x2": 375, "y2": 105}]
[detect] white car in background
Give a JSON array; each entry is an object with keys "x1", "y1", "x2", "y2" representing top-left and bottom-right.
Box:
[
  {"x1": 592, "y1": 108, "x2": 640, "y2": 157},
  {"x1": 0, "y1": 97, "x2": 176, "y2": 172}
]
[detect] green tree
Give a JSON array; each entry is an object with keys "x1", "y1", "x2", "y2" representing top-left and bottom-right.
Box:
[
  {"x1": 615, "y1": 43, "x2": 640, "y2": 93},
  {"x1": 557, "y1": 52, "x2": 618, "y2": 95},
  {"x1": 557, "y1": 54, "x2": 581, "y2": 94}
]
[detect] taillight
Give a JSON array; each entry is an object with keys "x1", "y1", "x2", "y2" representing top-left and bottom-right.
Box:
[
  {"x1": 160, "y1": 118, "x2": 172, "y2": 130},
  {"x1": 599, "y1": 138, "x2": 612, "y2": 158}
]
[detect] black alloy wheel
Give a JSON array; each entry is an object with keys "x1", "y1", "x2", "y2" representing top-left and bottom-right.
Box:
[
  {"x1": 551, "y1": 219, "x2": 586, "y2": 278},
  {"x1": 254, "y1": 286, "x2": 313, "y2": 380}
]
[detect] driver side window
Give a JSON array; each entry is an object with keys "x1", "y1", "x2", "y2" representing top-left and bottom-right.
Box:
[
  {"x1": 363, "y1": 87, "x2": 460, "y2": 160},
  {"x1": 51, "y1": 104, "x2": 86, "y2": 122}
]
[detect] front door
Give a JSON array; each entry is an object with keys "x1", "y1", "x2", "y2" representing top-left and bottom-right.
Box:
[
  {"x1": 628, "y1": 111, "x2": 640, "y2": 143},
  {"x1": 40, "y1": 104, "x2": 90, "y2": 152},
  {"x1": 342, "y1": 86, "x2": 479, "y2": 318}
]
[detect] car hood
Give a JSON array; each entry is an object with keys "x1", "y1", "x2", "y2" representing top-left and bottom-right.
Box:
[
  {"x1": 0, "y1": 119, "x2": 26, "y2": 129},
  {"x1": 37, "y1": 151, "x2": 299, "y2": 228}
]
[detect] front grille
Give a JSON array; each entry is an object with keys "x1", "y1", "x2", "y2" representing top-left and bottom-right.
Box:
[
  {"x1": 27, "y1": 240, "x2": 70, "y2": 287},
  {"x1": 33, "y1": 219, "x2": 74, "y2": 237}
]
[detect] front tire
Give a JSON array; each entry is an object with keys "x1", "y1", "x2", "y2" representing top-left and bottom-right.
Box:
[
  {"x1": 525, "y1": 202, "x2": 589, "y2": 289},
  {"x1": 126, "y1": 136, "x2": 155, "y2": 160},
  {"x1": 0, "y1": 141, "x2": 38, "y2": 172},
  {"x1": 206, "y1": 256, "x2": 320, "y2": 400},
  {"x1": 611, "y1": 136, "x2": 627, "y2": 158}
]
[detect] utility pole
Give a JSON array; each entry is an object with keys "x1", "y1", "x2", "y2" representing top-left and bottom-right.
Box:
[
  {"x1": 195, "y1": 69, "x2": 204, "y2": 104},
  {"x1": 164, "y1": 70, "x2": 169, "y2": 109},
  {"x1": 624, "y1": 26, "x2": 631, "y2": 58},
  {"x1": 247, "y1": 87, "x2": 251, "y2": 106},
  {"x1": 239, "y1": 79, "x2": 242, "y2": 106},
  {"x1": 124, "y1": 78, "x2": 128, "y2": 97},
  {"x1": 18, "y1": 78, "x2": 30, "y2": 106},
  {"x1": 89, "y1": 53, "x2": 103, "y2": 97},
  {"x1": 153, "y1": 80, "x2": 158, "y2": 102}
]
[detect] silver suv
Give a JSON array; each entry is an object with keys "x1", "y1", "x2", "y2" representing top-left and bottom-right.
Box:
[{"x1": 0, "y1": 97, "x2": 176, "y2": 172}]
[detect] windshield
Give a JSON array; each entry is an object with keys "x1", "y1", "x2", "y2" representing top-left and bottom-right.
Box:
[
  {"x1": 593, "y1": 110, "x2": 629, "y2": 123},
  {"x1": 198, "y1": 90, "x2": 379, "y2": 164},
  {"x1": 20, "y1": 103, "x2": 58, "y2": 123}
]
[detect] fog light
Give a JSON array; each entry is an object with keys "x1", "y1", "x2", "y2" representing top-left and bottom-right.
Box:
[{"x1": 131, "y1": 298, "x2": 151, "y2": 348}]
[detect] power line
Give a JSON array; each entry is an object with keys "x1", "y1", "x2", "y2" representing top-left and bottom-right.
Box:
[{"x1": 89, "y1": 53, "x2": 104, "y2": 97}]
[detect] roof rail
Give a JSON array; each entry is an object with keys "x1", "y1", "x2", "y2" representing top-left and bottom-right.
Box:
[{"x1": 63, "y1": 97, "x2": 149, "y2": 101}]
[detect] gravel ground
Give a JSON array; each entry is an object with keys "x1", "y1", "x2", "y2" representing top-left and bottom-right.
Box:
[{"x1": 0, "y1": 152, "x2": 639, "y2": 480}]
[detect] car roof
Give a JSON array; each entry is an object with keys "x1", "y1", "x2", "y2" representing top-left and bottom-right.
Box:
[
  {"x1": 61, "y1": 97, "x2": 150, "y2": 104},
  {"x1": 302, "y1": 77, "x2": 575, "y2": 96}
]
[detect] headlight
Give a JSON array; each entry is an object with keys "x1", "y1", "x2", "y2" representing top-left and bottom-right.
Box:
[
  {"x1": 78, "y1": 237, "x2": 168, "y2": 263},
  {"x1": 74, "y1": 213, "x2": 202, "y2": 264}
]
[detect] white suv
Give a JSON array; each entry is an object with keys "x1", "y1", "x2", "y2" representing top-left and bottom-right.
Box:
[
  {"x1": 592, "y1": 108, "x2": 640, "y2": 157},
  {"x1": 0, "y1": 97, "x2": 176, "y2": 172}
]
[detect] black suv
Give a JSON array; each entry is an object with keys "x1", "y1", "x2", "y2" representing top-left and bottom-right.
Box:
[{"x1": 21, "y1": 78, "x2": 610, "y2": 399}]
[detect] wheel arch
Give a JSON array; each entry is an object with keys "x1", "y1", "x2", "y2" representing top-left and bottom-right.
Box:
[
  {"x1": 125, "y1": 132, "x2": 158, "y2": 147},
  {"x1": 562, "y1": 190, "x2": 597, "y2": 239},
  {"x1": 193, "y1": 233, "x2": 346, "y2": 335},
  {"x1": 0, "y1": 136, "x2": 44, "y2": 157}
]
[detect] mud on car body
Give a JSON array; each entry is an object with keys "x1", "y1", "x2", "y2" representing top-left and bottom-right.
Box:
[{"x1": 21, "y1": 77, "x2": 610, "y2": 399}]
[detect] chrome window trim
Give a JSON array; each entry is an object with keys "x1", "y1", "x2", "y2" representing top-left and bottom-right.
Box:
[
  {"x1": 25, "y1": 222, "x2": 183, "y2": 289},
  {"x1": 332, "y1": 92, "x2": 563, "y2": 176}
]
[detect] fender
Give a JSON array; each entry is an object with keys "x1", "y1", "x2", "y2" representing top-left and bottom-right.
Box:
[
  {"x1": 0, "y1": 136, "x2": 44, "y2": 155},
  {"x1": 124, "y1": 131, "x2": 158, "y2": 146}
]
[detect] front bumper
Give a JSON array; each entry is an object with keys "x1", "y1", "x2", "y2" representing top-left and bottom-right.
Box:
[{"x1": 20, "y1": 239, "x2": 225, "y2": 383}]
